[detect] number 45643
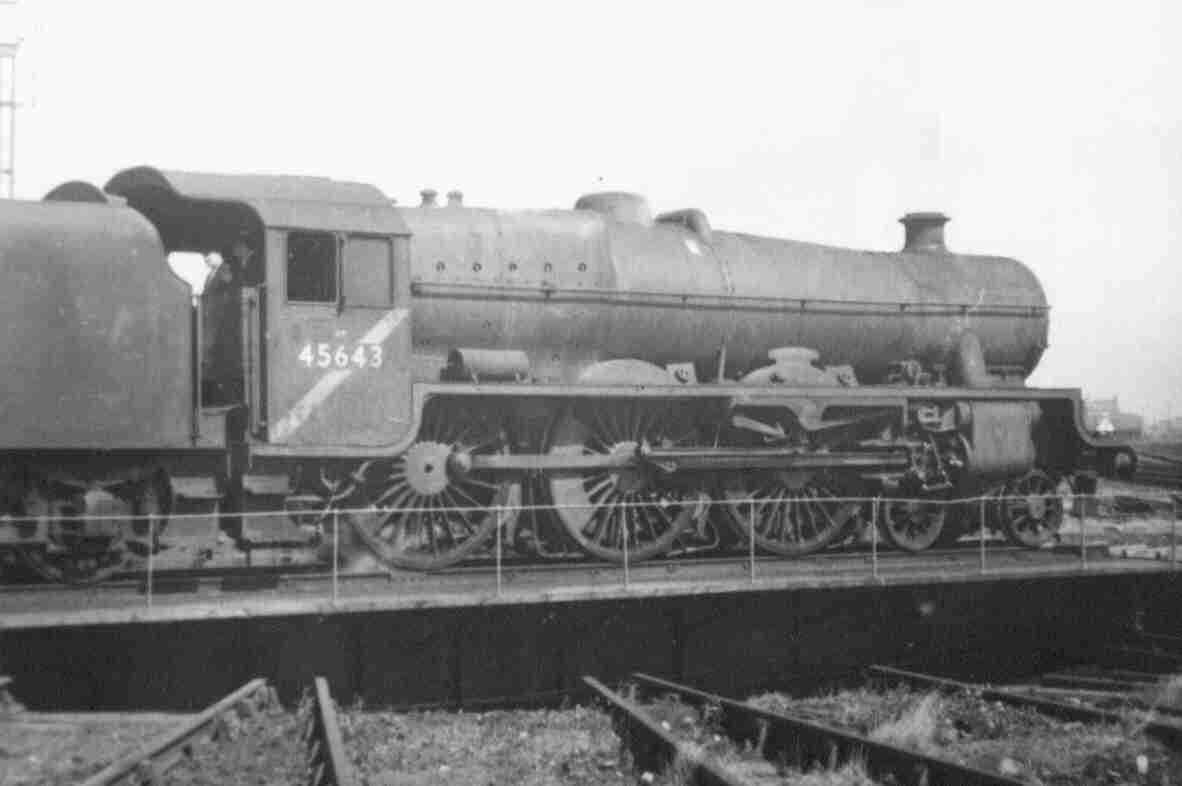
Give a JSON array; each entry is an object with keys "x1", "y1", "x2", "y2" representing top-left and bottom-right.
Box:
[{"x1": 298, "y1": 342, "x2": 383, "y2": 369}]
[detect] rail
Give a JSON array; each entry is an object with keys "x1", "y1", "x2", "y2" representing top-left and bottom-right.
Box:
[
  {"x1": 869, "y1": 665, "x2": 1182, "y2": 748},
  {"x1": 77, "y1": 678, "x2": 272, "y2": 786},
  {"x1": 584, "y1": 676, "x2": 741, "y2": 786},
  {"x1": 586, "y1": 672, "x2": 1023, "y2": 786},
  {"x1": 5, "y1": 488, "x2": 1181, "y2": 600},
  {"x1": 304, "y1": 676, "x2": 357, "y2": 786}
]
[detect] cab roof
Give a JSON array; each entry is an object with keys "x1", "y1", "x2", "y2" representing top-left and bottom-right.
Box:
[{"x1": 104, "y1": 165, "x2": 410, "y2": 236}]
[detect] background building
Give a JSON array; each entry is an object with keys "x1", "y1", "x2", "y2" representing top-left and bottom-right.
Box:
[{"x1": 1084, "y1": 397, "x2": 1145, "y2": 441}]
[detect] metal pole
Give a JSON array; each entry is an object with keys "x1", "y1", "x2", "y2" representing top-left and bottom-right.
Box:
[
  {"x1": 332, "y1": 509, "x2": 339, "y2": 603},
  {"x1": 871, "y1": 496, "x2": 879, "y2": 581},
  {"x1": 748, "y1": 500, "x2": 756, "y2": 583},
  {"x1": 1172, "y1": 497, "x2": 1178, "y2": 569},
  {"x1": 146, "y1": 514, "x2": 154, "y2": 608},
  {"x1": 979, "y1": 495, "x2": 987, "y2": 574},
  {"x1": 495, "y1": 506, "x2": 503, "y2": 597},
  {"x1": 622, "y1": 502, "x2": 630, "y2": 589},
  {"x1": 1078, "y1": 491, "x2": 1087, "y2": 569}
]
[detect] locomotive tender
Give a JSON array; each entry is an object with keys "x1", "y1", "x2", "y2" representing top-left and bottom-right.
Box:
[{"x1": 0, "y1": 166, "x2": 1129, "y2": 582}]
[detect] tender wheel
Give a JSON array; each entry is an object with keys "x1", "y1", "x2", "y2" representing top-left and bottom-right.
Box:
[
  {"x1": 998, "y1": 470, "x2": 1067, "y2": 548},
  {"x1": 16, "y1": 473, "x2": 165, "y2": 585},
  {"x1": 347, "y1": 404, "x2": 518, "y2": 571},
  {"x1": 880, "y1": 496, "x2": 948, "y2": 553},
  {"x1": 722, "y1": 471, "x2": 856, "y2": 557},
  {"x1": 547, "y1": 400, "x2": 698, "y2": 563}
]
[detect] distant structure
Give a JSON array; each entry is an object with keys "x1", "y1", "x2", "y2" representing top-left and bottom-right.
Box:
[
  {"x1": 1147, "y1": 415, "x2": 1182, "y2": 442},
  {"x1": 1084, "y1": 397, "x2": 1144, "y2": 441}
]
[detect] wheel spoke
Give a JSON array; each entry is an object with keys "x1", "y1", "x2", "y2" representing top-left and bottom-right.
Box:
[
  {"x1": 591, "y1": 407, "x2": 619, "y2": 445},
  {"x1": 374, "y1": 481, "x2": 413, "y2": 508},
  {"x1": 584, "y1": 474, "x2": 615, "y2": 501},
  {"x1": 448, "y1": 483, "x2": 488, "y2": 513},
  {"x1": 463, "y1": 476, "x2": 502, "y2": 491},
  {"x1": 636, "y1": 504, "x2": 660, "y2": 541}
]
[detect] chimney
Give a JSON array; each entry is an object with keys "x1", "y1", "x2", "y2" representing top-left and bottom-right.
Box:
[
  {"x1": 419, "y1": 188, "x2": 438, "y2": 207},
  {"x1": 446, "y1": 189, "x2": 464, "y2": 207},
  {"x1": 900, "y1": 212, "x2": 950, "y2": 253}
]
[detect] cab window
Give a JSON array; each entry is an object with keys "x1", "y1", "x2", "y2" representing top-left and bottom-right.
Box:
[
  {"x1": 342, "y1": 236, "x2": 393, "y2": 306},
  {"x1": 287, "y1": 231, "x2": 337, "y2": 302}
]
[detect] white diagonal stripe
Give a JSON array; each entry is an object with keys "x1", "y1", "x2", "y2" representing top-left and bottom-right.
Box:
[
  {"x1": 360, "y1": 306, "x2": 411, "y2": 345},
  {"x1": 270, "y1": 308, "x2": 409, "y2": 443}
]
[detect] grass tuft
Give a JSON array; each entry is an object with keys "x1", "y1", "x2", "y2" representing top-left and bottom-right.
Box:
[{"x1": 868, "y1": 692, "x2": 943, "y2": 755}]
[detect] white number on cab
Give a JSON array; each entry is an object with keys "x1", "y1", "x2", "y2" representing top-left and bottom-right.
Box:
[{"x1": 298, "y1": 342, "x2": 383, "y2": 369}]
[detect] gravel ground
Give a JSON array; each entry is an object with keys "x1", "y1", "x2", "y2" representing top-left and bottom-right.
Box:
[
  {"x1": 0, "y1": 705, "x2": 303, "y2": 786},
  {"x1": 341, "y1": 705, "x2": 626, "y2": 786},
  {"x1": 159, "y1": 705, "x2": 305, "y2": 786},
  {"x1": 0, "y1": 713, "x2": 179, "y2": 785}
]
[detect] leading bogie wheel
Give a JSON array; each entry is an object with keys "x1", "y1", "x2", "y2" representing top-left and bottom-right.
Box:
[
  {"x1": 879, "y1": 496, "x2": 949, "y2": 553},
  {"x1": 347, "y1": 403, "x2": 519, "y2": 571},
  {"x1": 998, "y1": 470, "x2": 1068, "y2": 548}
]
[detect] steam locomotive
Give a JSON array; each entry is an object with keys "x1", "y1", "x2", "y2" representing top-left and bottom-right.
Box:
[{"x1": 0, "y1": 166, "x2": 1130, "y2": 582}]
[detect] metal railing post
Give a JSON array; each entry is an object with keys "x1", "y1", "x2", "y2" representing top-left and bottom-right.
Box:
[
  {"x1": 622, "y1": 501, "x2": 630, "y2": 589},
  {"x1": 332, "y1": 509, "x2": 340, "y2": 603},
  {"x1": 1078, "y1": 491, "x2": 1087, "y2": 570},
  {"x1": 871, "y1": 496, "x2": 880, "y2": 581},
  {"x1": 495, "y1": 505, "x2": 503, "y2": 597},
  {"x1": 979, "y1": 495, "x2": 987, "y2": 574},
  {"x1": 146, "y1": 515, "x2": 154, "y2": 608},
  {"x1": 748, "y1": 501, "x2": 756, "y2": 583},
  {"x1": 1172, "y1": 496, "x2": 1178, "y2": 569}
]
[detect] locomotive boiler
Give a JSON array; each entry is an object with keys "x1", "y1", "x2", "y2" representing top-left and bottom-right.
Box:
[{"x1": 0, "y1": 166, "x2": 1127, "y2": 582}]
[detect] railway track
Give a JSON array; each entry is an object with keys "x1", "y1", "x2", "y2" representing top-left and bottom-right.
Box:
[
  {"x1": 304, "y1": 677, "x2": 357, "y2": 786},
  {"x1": 75, "y1": 678, "x2": 274, "y2": 786},
  {"x1": 870, "y1": 664, "x2": 1182, "y2": 748},
  {"x1": 588, "y1": 633, "x2": 1182, "y2": 785},
  {"x1": 10, "y1": 636, "x2": 1182, "y2": 783},
  {"x1": 585, "y1": 672, "x2": 1023, "y2": 786}
]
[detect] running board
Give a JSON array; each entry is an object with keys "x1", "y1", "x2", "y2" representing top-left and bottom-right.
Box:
[{"x1": 467, "y1": 448, "x2": 906, "y2": 473}]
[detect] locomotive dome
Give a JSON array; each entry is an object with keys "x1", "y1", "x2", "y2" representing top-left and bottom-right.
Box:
[{"x1": 574, "y1": 191, "x2": 653, "y2": 225}]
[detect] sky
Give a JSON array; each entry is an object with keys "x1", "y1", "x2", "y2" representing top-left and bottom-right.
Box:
[{"x1": 5, "y1": 0, "x2": 1180, "y2": 421}]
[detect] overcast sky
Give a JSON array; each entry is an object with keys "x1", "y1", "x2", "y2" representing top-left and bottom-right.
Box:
[{"x1": 7, "y1": 0, "x2": 1180, "y2": 421}]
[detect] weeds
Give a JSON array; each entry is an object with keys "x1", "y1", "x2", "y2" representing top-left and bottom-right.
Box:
[{"x1": 868, "y1": 692, "x2": 943, "y2": 755}]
